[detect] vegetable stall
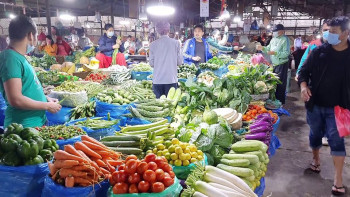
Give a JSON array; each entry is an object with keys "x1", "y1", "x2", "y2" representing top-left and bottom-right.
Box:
[{"x1": 0, "y1": 53, "x2": 284, "y2": 197}]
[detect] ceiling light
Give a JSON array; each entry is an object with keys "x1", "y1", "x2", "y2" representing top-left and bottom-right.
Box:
[
  {"x1": 146, "y1": 1, "x2": 175, "y2": 16},
  {"x1": 175, "y1": 32, "x2": 179, "y2": 35},
  {"x1": 220, "y1": 8, "x2": 230, "y2": 20},
  {"x1": 233, "y1": 16, "x2": 241, "y2": 23},
  {"x1": 120, "y1": 19, "x2": 130, "y2": 25},
  {"x1": 59, "y1": 13, "x2": 74, "y2": 20},
  {"x1": 9, "y1": 13, "x2": 16, "y2": 19},
  {"x1": 267, "y1": 25, "x2": 271, "y2": 29}
]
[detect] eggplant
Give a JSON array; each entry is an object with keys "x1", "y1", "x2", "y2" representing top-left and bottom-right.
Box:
[
  {"x1": 245, "y1": 132, "x2": 267, "y2": 140},
  {"x1": 249, "y1": 121, "x2": 272, "y2": 130},
  {"x1": 256, "y1": 114, "x2": 274, "y2": 123},
  {"x1": 250, "y1": 125, "x2": 273, "y2": 133}
]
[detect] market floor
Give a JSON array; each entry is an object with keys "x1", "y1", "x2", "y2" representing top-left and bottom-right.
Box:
[{"x1": 264, "y1": 74, "x2": 350, "y2": 197}]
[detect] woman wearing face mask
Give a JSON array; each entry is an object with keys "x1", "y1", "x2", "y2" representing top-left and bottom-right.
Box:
[
  {"x1": 0, "y1": 16, "x2": 61, "y2": 128},
  {"x1": 95, "y1": 24, "x2": 126, "y2": 68},
  {"x1": 39, "y1": 35, "x2": 57, "y2": 56}
]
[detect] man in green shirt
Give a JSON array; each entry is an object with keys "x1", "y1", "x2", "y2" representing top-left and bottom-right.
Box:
[
  {"x1": 0, "y1": 15, "x2": 61, "y2": 128},
  {"x1": 257, "y1": 24, "x2": 290, "y2": 104}
]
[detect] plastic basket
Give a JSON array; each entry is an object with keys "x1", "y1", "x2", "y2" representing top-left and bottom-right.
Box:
[
  {"x1": 56, "y1": 136, "x2": 82, "y2": 150},
  {"x1": 272, "y1": 116, "x2": 281, "y2": 134},
  {"x1": 254, "y1": 177, "x2": 265, "y2": 197},
  {"x1": 131, "y1": 71, "x2": 153, "y2": 81},
  {"x1": 268, "y1": 134, "x2": 281, "y2": 157},
  {"x1": 171, "y1": 154, "x2": 208, "y2": 180}
]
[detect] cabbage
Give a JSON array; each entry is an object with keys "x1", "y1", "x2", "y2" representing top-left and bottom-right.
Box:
[
  {"x1": 254, "y1": 81, "x2": 268, "y2": 94},
  {"x1": 209, "y1": 145, "x2": 227, "y2": 166},
  {"x1": 203, "y1": 107, "x2": 218, "y2": 125},
  {"x1": 195, "y1": 134, "x2": 214, "y2": 152},
  {"x1": 208, "y1": 123, "x2": 233, "y2": 149}
]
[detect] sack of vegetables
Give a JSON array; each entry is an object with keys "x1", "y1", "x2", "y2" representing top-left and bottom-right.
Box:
[{"x1": 0, "y1": 123, "x2": 59, "y2": 196}]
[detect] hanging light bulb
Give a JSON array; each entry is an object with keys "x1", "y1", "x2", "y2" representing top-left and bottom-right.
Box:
[
  {"x1": 220, "y1": 8, "x2": 230, "y2": 20},
  {"x1": 233, "y1": 15, "x2": 241, "y2": 23},
  {"x1": 147, "y1": 0, "x2": 175, "y2": 16},
  {"x1": 9, "y1": 13, "x2": 17, "y2": 19},
  {"x1": 59, "y1": 12, "x2": 74, "y2": 20}
]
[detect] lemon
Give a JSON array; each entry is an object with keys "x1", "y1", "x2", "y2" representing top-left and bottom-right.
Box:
[
  {"x1": 156, "y1": 144, "x2": 165, "y2": 150},
  {"x1": 197, "y1": 155, "x2": 203, "y2": 161},
  {"x1": 169, "y1": 160, "x2": 174, "y2": 165},
  {"x1": 172, "y1": 138, "x2": 180, "y2": 145},
  {"x1": 179, "y1": 143, "x2": 187, "y2": 150},
  {"x1": 170, "y1": 153, "x2": 178, "y2": 160},
  {"x1": 185, "y1": 153, "x2": 191, "y2": 160},
  {"x1": 189, "y1": 145, "x2": 197, "y2": 152},
  {"x1": 190, "y1": 152, "x2": 198, "y2": 158},
  {"x1": 184, "y1": 148, "x2": 191, "y2": 153},
  {"x1": 164, "y1": 152, "x2": 171, "y2": 160},
  {"x1": 183, "y1": 160, "x2": 190, "y2": 166},
  {"x1": 157, "y1": 151, "x2": 163, "y2": 156},
  {"x1": 152, "y1": 148, "x2": 158, "y2": 154},
  {"x1": 197, "y1": 150, "x2": 204, "y2": 156},
  {"x1": 164, "y1": 140, "x2": 172, "y2": 148},
  {"x1": 146, "y1": 150, "x2": 153, "y2": 154},
  {"x1": 175, "y1": 147, "x2": 183, "y2": 154},
  {"x1": 190, "y1": 158, "x2": 197, "y2": 163},
  {"x1": 174, "y1": 159, "x2": 182, "y2": 166},
  {"x1": 179, "y1": 153, "x2": 187, "y2": 160},
  {"x1": 168, "y1": 145, "x2": 175, "y2": 153}
]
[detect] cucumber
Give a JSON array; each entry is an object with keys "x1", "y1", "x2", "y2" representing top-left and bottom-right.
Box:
[
  {"x1": 220, "y1": 158, "x2": 250, "y2": 167},
  {"x1": 242, "y1": 179, "x2": 253, "y2": 189},
  {"x1": 243, "y1": 175, "x2": 256, "y2": 182},
  {"x1": 102, "y1": 141, "x2": 140, "y2": 147},
  {"x1": 222, "y1": 154, "x2": 260, "y2": 164},
  {"x1": 107, "y1": 147, "x2": 143, "y2": 155},
  {"x1": 122, "y1": 124, "x2": 169, "y2": 134},
  {"x1": 167, "y1": 87, "x2": 176, "y2": 100},
  {"x1": 136, "y1": 104, "x2": 164, "y2": 112},
  {"x1": 216, "y1": 164, "x2": 254, "y2": 178},
  {"x1": 245, "y1": 151, "x2": 265, "y2": 162},
  {"x1": 121, "y1": 119, "x2": 167, "y2": 132},
  {"x1": 101, "y1": 135, "x2": 142, "y2": 142},
  {"x1": 137, "y1": 108, "x2": 170, "y2": 118},
  {"x1": 231, "y1": 140, "x2": 264, "y2": 152}
]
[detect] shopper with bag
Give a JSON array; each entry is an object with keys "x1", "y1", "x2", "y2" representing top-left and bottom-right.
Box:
[
  {"x1": 0, "y1": 16, "x2": 61, "y2": 128},
  {"x1": 298, "y1": 16, "x2": 350, "y2": 196}
]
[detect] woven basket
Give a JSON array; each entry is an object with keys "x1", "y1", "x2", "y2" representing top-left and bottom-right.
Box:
[{"x1": 250, "y1": 93, "x2": 269, "y2": 101}]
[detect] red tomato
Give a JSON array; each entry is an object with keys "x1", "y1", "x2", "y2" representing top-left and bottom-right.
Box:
[
  {"x1": 155, "y1": 169, "x2": 165, "y2": 181},
  {"x1": 155, "y1": 157, "x2": 166, "y2": 169},
  {"x1": 168, "y1": 171, "x2": 175, "y2": 178},
  {"x1": 109, "y1": 175, "x2": 117, "y2": 186},
  {"x1": 128, "y1": 184, "x2": 138, "y2": 193},
  {"x1": 125, "y1": 159, "x2": 138, "y2": 175},
  {"x1": 162, "y1": 164, "x2": 172, "y2": 173},
  {"x1": 125, "y1": 155, "x2": 138, "y2": 163},
  {"x1": 113, "y1": 182, "x2": 128, "y2": 194},
  {"x1": 152, "y1": 182, "x2": 165, "y2": 193},
  {"x1": 143, "y1": 170, "x2": 156, "y2": 183},
  {"x1": 137, "y1": 162, "x2": 148, "y2": 174},
  {"x1": 138, "y1": 181, "x2": 150, "y2": 193},
  {"x1": 163, "y1": 177, "x2": 174, "y2": 187},
  {"x1": 118, "y1": 165, "x2": 125, "y2": 171},
  {"x1": 112, "y1": 170, "x2": 126, "y2": 183},
  {"x1": 147, "y1": 162, "x2": 158, "y2": 171},
  {"x1": 144, "y1": 153, "x2": 156, "y2": 163},
  {"x1": 128, "y1": 173, "x2": 141, "y2": 184},
  {"x1": 164, "y1": 172, "x2": 171, "y2": 179}
]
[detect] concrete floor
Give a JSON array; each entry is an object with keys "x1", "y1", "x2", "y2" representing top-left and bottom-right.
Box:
[{"x1": 264, "y1": 76, "x2": 350, "y2": 197}]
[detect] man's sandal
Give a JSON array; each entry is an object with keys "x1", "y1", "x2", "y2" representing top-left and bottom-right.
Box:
[
  {"x1": 309, "y1": 163, "x2": 321, "y2": 173},
  {"x1": 332, "y1": 185, "x2": 346, "y2": 196}
]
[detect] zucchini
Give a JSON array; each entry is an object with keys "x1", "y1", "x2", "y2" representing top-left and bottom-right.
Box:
[
  {"x1": 137, "y1": 108, "x2": 170, "y2": 118},
  {"x1": 101, "y1": 135, "x2": 142, "y2": 142},
  {"x1": 242, "y1": 179, "x2": 253, "y2": 189},
  {"x1": 136, "y1": 104, "x2": 164, "y2": 112},
  {"x1": 231, "y1": 140, "x2": 264, "y2": 152},
  {"x1": 244, "y1": 175, "x2": 256, "y2": 182},
  {"x1": 247, "y1": 164, "x2": 260, "y2": 177},
  {"x1": 245, "y1": 151, "x2": 265, "y2": 162},
  {"x1": 115, "y1": 132, "x2": 147, "y2": 137},
  {"x1": 172, "y1": 88, "x2": 182, "y2": 106},
  {"x1": 222, "y1": 154, "x2": 260, "y2": 164},
  {"x1": 216, "y1": 164, "x2": 254, "y2": 178},
  {"x1": 102, "y1": 141, "x2": 140, "y2": 147},
  {"x1": 121, "y1": 119, "x2": 167, "y2": 132},
  {"x1": 154, "y1": 128, "x2": 171, "y2": 136},
  {"x1": 220, "y1": 159, "x2": 250, "y2": 167},
  {"x1": 107, "y1": 147, "x2": 143, "y2": 155},
  {"x1": 167, "y1": 87, "x2": 176, "y2": 100}
]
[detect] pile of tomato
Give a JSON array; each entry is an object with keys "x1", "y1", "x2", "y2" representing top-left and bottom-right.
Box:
[
  {"x1": 85, "y1": 73, "x2": 108, "y2": 83},
  {"x1": 243, "y1": 105, "x2": 268, "y2": 121},
  {"x1": 110, "y1": 154, "x2": 176, "y2": 194}
]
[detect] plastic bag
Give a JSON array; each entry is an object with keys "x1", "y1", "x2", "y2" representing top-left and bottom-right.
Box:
[
  {"x1": 49, "y1": 91, "x2": 88, "y2": 108},
  {"x1": 107, "y1": 177, "x2": 182, "y2": 197},
  {"x1": 0, "y1": 163, "x2": 49, "y2": 197},
  {"x1": 254, "y1": 177, "x2": 265, "y2": 197},
  {"x1": 172, "y1": 154, "x2": 208, "y2": 180},
  {"x1": 66, "y1": 117, "x2": 126, "y2": 140},
  {"x1": 335, "y1": 106, "x2": 350, "y2": 137},
  {"x1": 42, "y1": 176, "x2": 109, "y2": 197},
  {"x1": 272, "y1": 116, "x2": 280, "y2": 135},
  {"x1": 131, "y1": 71, "x2": 153, "y2": 81},
  {"x1": 199, "y1": 66, "x2": 228, "y2": 78},
  {"x1": 46, "y1": 107, "x2": 73, "y2": 126},
  {"x1": 56, "y1": 136, "x2": 82, "y2": 150},
  {"x1": 0, "y1": 93, "x2": 6, "y2": 127},
  {"x1": 268, "y1": 134, "x2": 281, "y2": 157},
  {"x1": 125, "y1": 117, "x2": 151, "y2": 126},
  {"x1": 96, "y1": 100, "x2": 131, "y2": 119},
  {"x1": 272, "y1": 108, "x2": 290, "y2": 116}
]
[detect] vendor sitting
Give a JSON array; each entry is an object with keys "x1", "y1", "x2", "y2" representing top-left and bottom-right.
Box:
[
  {"x1": 96, "y1": 24, "x2": 126, "y2": 68},
  {"x1": 39, "y1": 35, "x2": 57, "y2": 56}
]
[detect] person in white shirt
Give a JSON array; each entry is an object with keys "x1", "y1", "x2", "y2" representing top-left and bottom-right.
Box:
[
  {"x1": 149, "y1": 22, "x2": 183, "y2": 98},
  {"x1": 294, "y1": 35, "x2": 303, "y2": 51},
  {"x1": 69, "y1": 28, "x2": 79, "y2": 49},
  {"x1": 78, "y1": 31, "x2": 93, "y2": 50}
]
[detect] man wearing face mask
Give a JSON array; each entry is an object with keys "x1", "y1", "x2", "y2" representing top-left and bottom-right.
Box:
[
  {"x1": 183, "y1": 24, "x2": 212, "y2": 65},
  {"x1": 257, "y1": 24, "x2": 290, "y2": 104},
  {"x1": 298, "y1": 16, "x2": 350, "y2": 196},
  {"x1": 0, "y1": 16, "x2": 61, "y2": 128},
  {"x1": 206, "y1": 26, "x2": 234, "y2": 55}
]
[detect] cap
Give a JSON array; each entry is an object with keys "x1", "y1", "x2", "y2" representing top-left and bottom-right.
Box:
[{"x1": 273, "y1": 24, "x2": 285, "y2": 32}]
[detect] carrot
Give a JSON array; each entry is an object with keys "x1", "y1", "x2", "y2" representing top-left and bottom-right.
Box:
[
  {"x1": 70, "y1": 164, "x2": 95, "y2": 172},
  {"x1": 77, "y1": 150, "x2": 92, "y2": 162},
  {"x1": 95, "y1": 150, "x2": 112, "y2": 157},
  {"x1": 75, "y1": 142, "x2": 102, "y2": 159},
  {"x1": 81, "y1": 135, "x2": 108, "y2": 149},
  {"x1": 105, "y1": 160, "x2": 116, "y2": 172},
  {"x1": 106, "y1": 160, "x2": 123, "y2": 166},
  {"x1": 65, "y1": 176, "x2": 75, "y2": 188},
  {"x1": 48, "y1": 162, "x2": 57, "y2": 176},
  {"x1": 54, "y1": 160, "x2": 80, "y2": 169},
  {"x1": 74, "y1": 177, "x2": 92, "y2": 185},
  {"x1": 82, "y1": 141, "x2": 107, "y2": 151},
  {"x1": 64, "y1": 145, "x2": 85, "y2": 159},
  {"x1": 100, "y1": 167, "x2": 110, "y2": 176},
  {"x1": 93, "y1": 158, "x2": 107, "y2": 167},
  {"x1": 54, "y1": 150, "x2": 85, "y2": 163},
  {"x1": 59, "y1": 168, "x2": 88, "y2": 178}
]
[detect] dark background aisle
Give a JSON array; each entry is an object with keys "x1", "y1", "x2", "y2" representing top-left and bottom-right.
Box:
[{"x1": 264, "y1": 72, "x2": 350, "y2": 197}]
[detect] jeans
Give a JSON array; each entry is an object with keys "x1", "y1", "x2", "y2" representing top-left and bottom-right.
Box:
[
  {"x1": 307, "y1": 105, "x2": 346, "y2": 156},
  {"x1": 152, "y1": 83, "x2": 178, "y2": 99}
]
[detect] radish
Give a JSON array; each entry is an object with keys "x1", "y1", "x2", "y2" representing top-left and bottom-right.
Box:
[
  {"x1": 194, "y1": 181, "x2": 228, "y2": 197},
  {"x1": 208, "y1": 182, "x2": 248, "y2": 197},
  {"x1": 193, "y1": 191, "x2": 209, "y2": 197},
  {"x1": 203, "y1": 173, "x2": 250, "y2": 196}
]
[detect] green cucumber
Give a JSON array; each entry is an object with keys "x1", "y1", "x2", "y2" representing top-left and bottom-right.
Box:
[
  {"x1": 220, "y1": 158, "x2": 250, "y2": 167},
  {"x1": 121, "y1": 119, "x2": 167, "y2": 132},
  {"x1": 101, "y1": 135, "x2": 142, "y2": 142},
  {"x1": 107, "y1": 147, "x2": 143, "y2": 155},
  {"x1": 216, "y1": 164, "x2": 254, "y2": 178},
  {"x1": 102, "y1": 141, "x2": 140, "y2": 147},
  {"x1": 222, "y1": 154, "x2": 260, "y2": 164}
]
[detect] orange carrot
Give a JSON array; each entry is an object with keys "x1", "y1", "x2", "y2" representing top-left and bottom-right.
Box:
[
  {"x1": 54, "y1": 150, "x2": 85, "y2": 163},
  {"x1": 54, "y1": 160, "x2": 80, "y2": 169},
  {"x1": 64, "y1": 145, "x2": 85, "y2": 159},
  {"x1": 75, "y1": 142, "x2": 102, "y2": 159},
  {"x1": 48, "y1": 162, "x2": 57, "y2": 176},
  {"x1": 70, "y1": 164, "x2": 95, "y2": 172},
  {"x1": 82, "y1": 141, "x2": 107, "y2": 151},
  {"x1": 93, "y1": 158, "x2": 107, "y2": 167},
  {"x1": 105, "y1": 160, "x2": 116, "y2": 172},
  {"x1": 74, "y1": 177, "x2": 92, "y2": 185},
  {"x1": 59, "y1": 168, "x2": 88, "y2": 178},
  {"x1": 65, "y1": 176, "x2": 75, "y2": 188},
  {"x1": 81, "y1": 135, "x2": 109, "y2": 149},
  {"x1": 106, "y1": 160, "x2": 123, "y2": 166},
  {"x1": 100, "y1": 167, "x2": 110, "y2": 176},
  {"x1": 77, "y1": 150, "x2": 92, "y2": 162},
  {"x1": 95, "y1": 150, "x2": 111, "y2": 157}
]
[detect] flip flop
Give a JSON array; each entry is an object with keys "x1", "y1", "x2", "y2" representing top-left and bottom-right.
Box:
[
  {"x1": 309, "y1": 163, "x2": 321, "y2": 173},
  {"x1": 332, "y1": 185, "x2": 346, "y2": 196}
]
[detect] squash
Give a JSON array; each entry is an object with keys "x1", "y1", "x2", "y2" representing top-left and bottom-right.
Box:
[
  {"x1": 79, "y1": 56, "x2": 90, "y2": 64},
  {"x1": 61, "y1": 62, "x2": 76, "y2": 75}
]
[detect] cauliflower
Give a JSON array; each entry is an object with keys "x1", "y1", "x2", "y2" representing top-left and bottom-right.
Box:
[{"x1": 254, "y1": 81, "x2": 268, "y2": 94}]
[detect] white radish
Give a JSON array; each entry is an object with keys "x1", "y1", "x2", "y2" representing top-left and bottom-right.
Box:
[
  {"x1": 203, "y1": 173, "x2": 251, "y2": 196},
  {"x1": 205, "y1": 165, "x2": 257, "y2": 197},
  {"x1": 194, "y1": 181, "x2": 228, "y2": 197},
  {"x1": 193, "y1": 191, "x2": 209, "y2": 197},
  {"x1": 208, "y1": 183, "x2": 247, "y2": 197}
]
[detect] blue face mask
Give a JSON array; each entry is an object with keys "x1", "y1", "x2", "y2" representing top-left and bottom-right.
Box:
[
  {"x1": 107, "y1": 31, "x2": 114, "y2": 37},
  {"x1": 327, "y1": 32, "x2": 341, "y2": 45},
  {"x1": 26, "y1": 44, "x2": 35, "y2": 54},
  {"x1": 322, "y1": 31, "x2": 329, "y2": 41},
  {"x1": 273, "y1": 32, "x2": 279, "y2": 38}
]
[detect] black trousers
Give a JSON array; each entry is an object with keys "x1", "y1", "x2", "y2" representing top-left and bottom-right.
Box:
[
  {"x1": 152, "y1": 83, "x2": 178, "y2": 99},
  {"x1": 273, "y1": 62, "x2": 289, "y2": 104}
]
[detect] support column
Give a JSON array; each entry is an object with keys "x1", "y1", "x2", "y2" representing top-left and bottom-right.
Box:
[
  {"x1": 111, "y1": 0, "x2": 115, "y2": 26},
  {"x1": 46, "y1": 0, "x2": 51, "y2": 35}
]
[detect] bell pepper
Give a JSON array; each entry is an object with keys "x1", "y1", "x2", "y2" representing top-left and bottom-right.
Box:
[
  {"x1": 17, "y1": 139, "x2": 39, "y2": 160},
  {"x1": 1, "y1": 152, "x2": 21, "y2": 166},
  {"x1": 4, "y1": 123, "x2": 23, "y2": 137},
  {"x1": 1, "y1": 134, "x2": 22, "y2": 152},
  {"x1": 43, "y1": 139, "x2": 53, "y2": 149},
  {"x1": 24, "y1": 155, "x2": 44, "y2": 165},
  {"x1": 31, "y1": 135, "x2": 44, "y2": 151},
  {"x1": 20, "y1": 128, "x2": 40, "y2": 140},
  {"x1": 39, "y1": 149, "x2": 53, "y2": 161},
  {"x1": 50, "y1": 139, "x2": 59, "y2": 151}
]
